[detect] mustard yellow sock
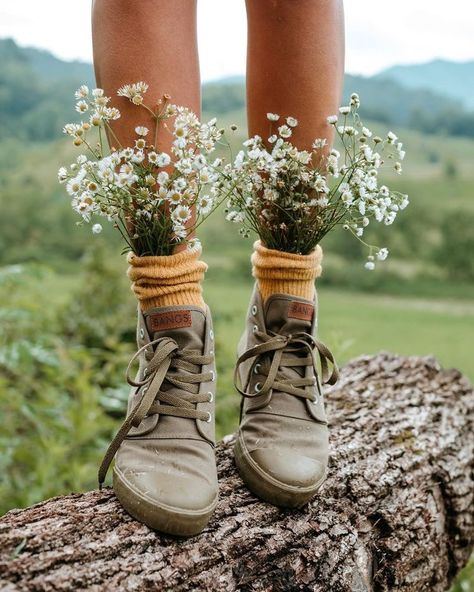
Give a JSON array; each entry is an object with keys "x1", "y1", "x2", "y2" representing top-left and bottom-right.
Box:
[
  {"x1": 251, "y1": 240, "x2": 323, "y2": 302},
  {"x1": 127, "y1": 247, "x2": 207, "y2": 311}
]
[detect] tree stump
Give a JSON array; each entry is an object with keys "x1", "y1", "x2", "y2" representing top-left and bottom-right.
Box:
[{"x1": 1, "y1": 353, "x2": 473, "y2": 592}]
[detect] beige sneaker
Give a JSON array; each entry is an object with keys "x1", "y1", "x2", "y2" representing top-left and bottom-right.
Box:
[
  {"x1": 234, "y1": 286, "x2": 338, "y2": 507},
  {"x1": 99, "y1": 305, "x2": 218, "y2": 536}
]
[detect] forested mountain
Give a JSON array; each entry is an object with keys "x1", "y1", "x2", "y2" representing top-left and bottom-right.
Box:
[
  {"x1": 202, "y1": 73, "x2": 474, "y2": 137},
  {"x1": 378, "y1": 59, "x2": 474, "y2": 110},
  {"x1": 1, "y1": 37, "x2": 474, "y2": 142}
]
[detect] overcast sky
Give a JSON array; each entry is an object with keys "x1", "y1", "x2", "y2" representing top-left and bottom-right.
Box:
[{"x1": 1, "y1": 1, "x2": 473, "y2": 80}]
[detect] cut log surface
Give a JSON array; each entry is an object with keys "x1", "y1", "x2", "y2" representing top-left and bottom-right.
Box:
[{"x1": 1, "y1": 353, "x2": 473, "y2": 592}]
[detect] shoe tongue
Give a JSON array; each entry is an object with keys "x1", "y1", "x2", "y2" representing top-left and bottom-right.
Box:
[
  {"x1": 264, "y1": 294, "x2": 315, "y2": 336},
  {"x1": 144, "y1": 306, "x2": 206, "y2": 351},
  {"x1": 260, "y1": 294, "x2": 315, "y2": 419}
]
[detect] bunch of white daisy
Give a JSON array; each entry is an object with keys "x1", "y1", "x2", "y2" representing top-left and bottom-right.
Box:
[
  {"x1": 218, "y1": 93, "x2": 409, "y2": 268},
  {"x1": 58, "y1": 83, "x2": 224, "y2": 256}
]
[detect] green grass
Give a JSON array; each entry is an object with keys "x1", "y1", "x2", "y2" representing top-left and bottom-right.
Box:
[{"x1": 318, "y1": 289, "x2": 474, "y2": 378}]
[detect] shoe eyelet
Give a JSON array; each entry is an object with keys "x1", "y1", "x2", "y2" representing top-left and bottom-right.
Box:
[
  {"x1": 251, "y1": 305, "x2": 258, "y2": 315},
  {"x1": 254, "y1": 382, "x2": 262, "y2": 393},
  {"x1": 209, "y1": 329, "x2": 214, "y2": 340},
  {"x1": 210, "y1": 370, "x2": 215, "y2": 382},
  {"x1": 139, "y1": 328, "x2": 145, "y2": 339},
  {"x1": 209, "y1": 349, "x2": 214, "y2": 356},
  {"x1": 207, "y1": 391, "x2": 213, "y2": 403},
  {"x1": 142, "y1": 386, "x2": 148, "y2": 394},
  {"x1": 253, "y1": 363, "x2": 261, "y2": 375},
  {"x1": 205, "y1": 411, "x2": 212, "y2": 423},
  {"x1": 252, "y1": 324, "x2": 258, "y2": 334},
  {"x1": 143, "y1": 367, "x2": 149, "y2": 377}
]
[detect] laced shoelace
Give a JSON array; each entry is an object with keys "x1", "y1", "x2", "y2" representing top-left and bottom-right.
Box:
[
  {"x1": 98, "y1": 336, "x2": 213, "y2": 488},
  {"x1": 234, "y1": 330, "x2": 338, "y2": 402}
]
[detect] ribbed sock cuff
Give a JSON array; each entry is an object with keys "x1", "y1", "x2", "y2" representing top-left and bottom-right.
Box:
[
  {"x1": 251, "y1": 240, "x2": 323, "y2": 302},
  {"x1": 127, "y1": 247, "x2": 207, "y2": 311}
]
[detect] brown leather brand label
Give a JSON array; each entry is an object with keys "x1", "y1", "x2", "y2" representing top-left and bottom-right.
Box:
[
  {"x1": 288, "y1": 301, "x2": 314, "y2": 321},
  {"x1": 148, "y1": 310, "x2": 192, "y2": 332}
]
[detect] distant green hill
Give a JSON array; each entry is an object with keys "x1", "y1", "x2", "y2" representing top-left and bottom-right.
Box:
[
  {"x1": 0, "y1": 38, "x2": 95, "y2": 142},
  {"x1": 202, "y1": 73, "x2": 474, "y2": 137},
  {"x1": 377, "y1": 59, "x2": 474, "y2": 110},
  {"x1": 2, "y1": 37, "x2": 474, "y2": 141},
  {"x1": 22, "y1": 45, "x2": 94, "y2": 85}
]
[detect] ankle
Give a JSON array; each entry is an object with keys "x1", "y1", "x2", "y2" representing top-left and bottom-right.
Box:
[
  {"x1": 127, "y1": 247, "x2": 207, "y2": 311},
  {"x1": 251, "y1": 240, "x2": 322, "y2": 302}
]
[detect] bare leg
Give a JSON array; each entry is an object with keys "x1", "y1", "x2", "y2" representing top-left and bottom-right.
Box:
[
  {"x1": 92, "y1": 0, "x2": 200, "y2": 152},
  {"x1": 245, "y1": 0, "x2": 345, "y2": 151},
  {"x1": 237, "y1": 2, "x2": 345, "y2": 513},
  {"x1": 92, "y1": 1, "x2": 217, "y2": 539},
  {"x1": 92, "y1": 0, "x2": 200, "y2": 247}
]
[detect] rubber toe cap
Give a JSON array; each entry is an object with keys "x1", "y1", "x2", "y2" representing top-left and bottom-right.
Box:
[
  {"x1": 249, "y1": 448, "x2": 325, "y2": 489},
  {"x1": 119, "y1": 466, "x2": 217, "y2": 512}
]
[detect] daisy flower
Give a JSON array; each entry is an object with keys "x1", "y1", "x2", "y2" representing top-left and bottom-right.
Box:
[
  {"x1": 172, "y1": 205, "x2": 192, "y2": 224},
  {"x1": 278, "y1": 125, "x2": 292, "y2": 139},
  {"x1": 168, "y1": 190, "x2": 183, "y2": 206},
  {"x1": 57, "y1": 167, "x2": 68, "y2": 182},
  {"x1": 75, "y1": 100, "x2": 89, "y2": 113},
  {"x1": 74, "y1": 85, "x2": 89, "y2": 99},
  {"x1": 135, "y1": 126, "x2": 149, "y2": 136},
  {"x1": 197, "y1": 194, "x2": 213, "y2": 216},
  {"x1": 157, "y1": 171, "x2": 169, "y2": 186},
  {"x1": 156, "y1": 153, "x2": 171, "y2": 167},
  {"x1": 186, "y1": 237, "x2": 202, "y2": 252}
]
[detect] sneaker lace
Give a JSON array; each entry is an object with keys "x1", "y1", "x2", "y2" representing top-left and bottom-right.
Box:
[
  {"x1": 98, "y1": 336, "x2": 213, "y2": 488},
  {"x1": 234, "y1": 330, "x2": 338, "y2": 402}
]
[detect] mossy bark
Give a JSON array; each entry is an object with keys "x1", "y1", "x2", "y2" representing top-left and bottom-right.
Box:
[{"x1": 1, "y1": 353, "x2": 473, "y2": 591}]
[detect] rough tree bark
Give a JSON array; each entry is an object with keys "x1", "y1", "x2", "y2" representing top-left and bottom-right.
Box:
[{"x1": 0, "y1": 353, "x2": 473, "y2": 592}]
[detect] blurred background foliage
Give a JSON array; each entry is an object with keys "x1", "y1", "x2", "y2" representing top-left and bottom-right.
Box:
[{"x1": 0, "y1": 37, "x2": 473, "y2": 589}]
